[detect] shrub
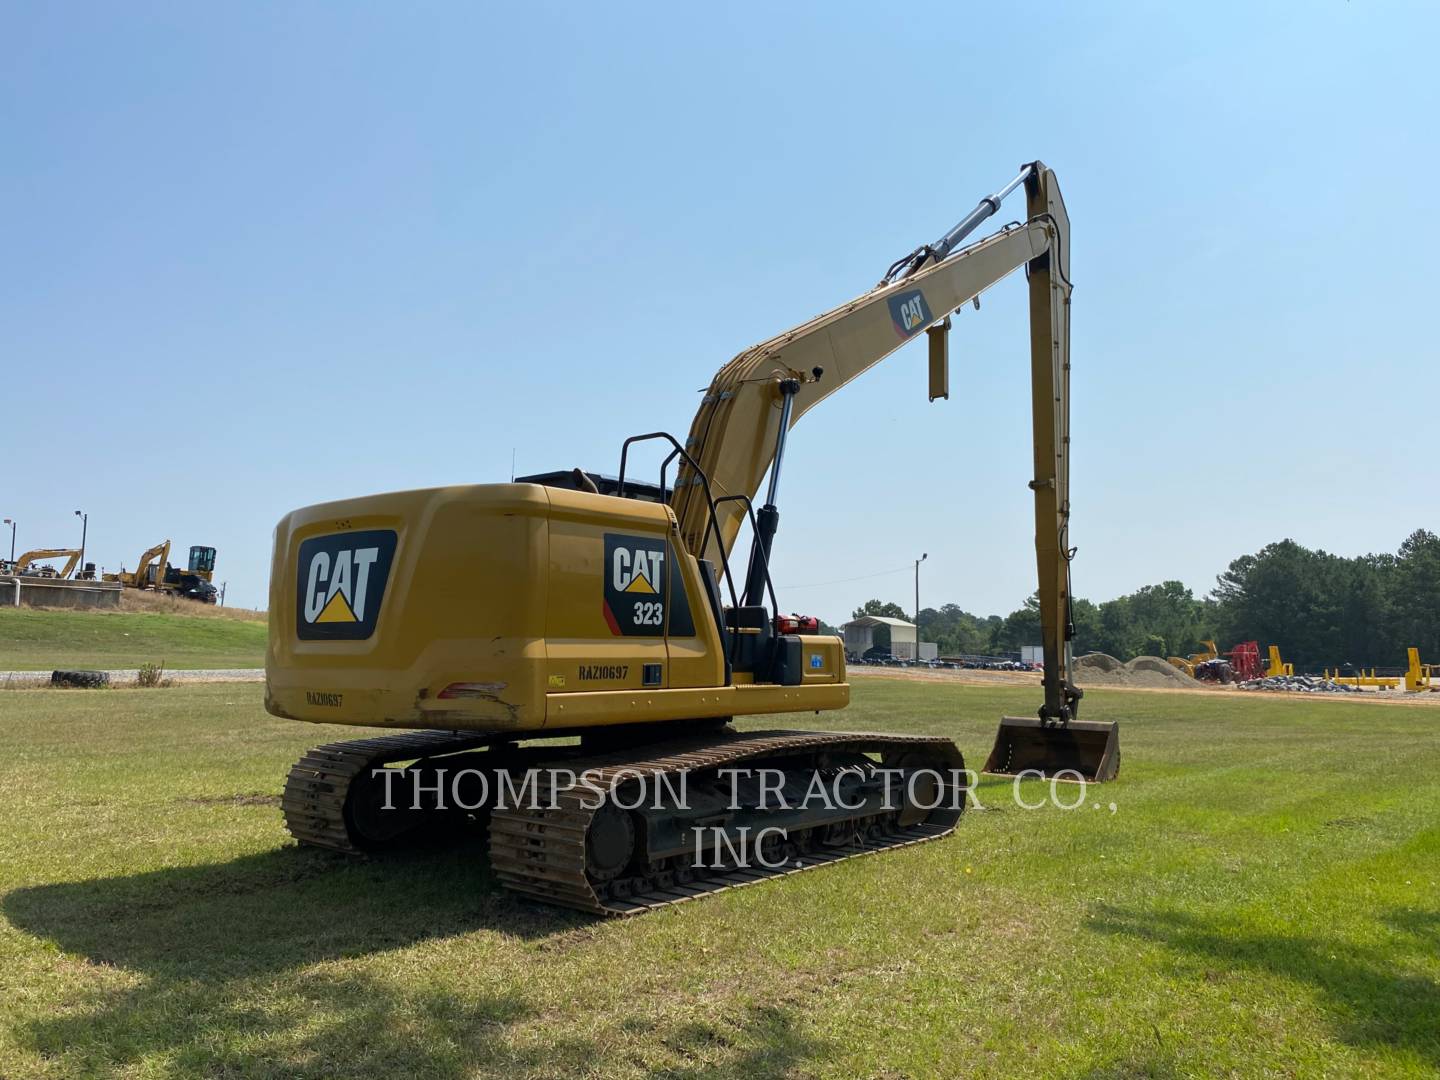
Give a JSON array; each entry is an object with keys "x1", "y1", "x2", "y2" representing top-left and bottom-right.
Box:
[{"x1": 136, "y1": 662, "x2": 171, "y2": 689}]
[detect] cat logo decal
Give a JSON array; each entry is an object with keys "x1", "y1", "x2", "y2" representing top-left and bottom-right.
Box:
[
  {"x1": 296, "y1": 529, "x2": 397, "y2": 641},
  {"x1": 887, "y1": 288, "x2": 933, "y2": 338}
]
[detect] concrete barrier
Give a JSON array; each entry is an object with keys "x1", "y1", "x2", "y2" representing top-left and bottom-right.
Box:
[{"x1": 1, "y1": 577, "x2": 123, "y2": 610}]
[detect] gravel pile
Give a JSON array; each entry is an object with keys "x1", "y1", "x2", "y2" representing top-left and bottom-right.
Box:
[
  {"x1": 1073, "y1": 653, "x2": 1200, "y2": 690},
  {"x1": 1238, "y1": 674, "x2": 1361, "y2": 693}
]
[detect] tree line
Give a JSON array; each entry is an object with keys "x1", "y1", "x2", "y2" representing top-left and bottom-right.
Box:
[{"x1": 846, "y1": 529, "x2": 1440, "y2": 671}]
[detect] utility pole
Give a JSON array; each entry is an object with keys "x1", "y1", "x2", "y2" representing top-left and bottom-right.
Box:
[
  {"x1": 220, "y1": 581, "x2": 227, "y2": 607},
  {"x1": 73, "y1": 509, "x2": 87, "y2": 580},
  {"x1": 2, "y1": 518, "x2": 14, "y2": 562},
  {"x1": 914, "y1": 552, "x2": 927, "y2": 660}
]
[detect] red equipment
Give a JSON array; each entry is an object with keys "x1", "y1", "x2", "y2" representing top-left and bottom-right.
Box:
[
  {"x1": 1226, "y1": 641, "x2": 1263, "y2": 681},
  {"x1": 776, "y1": 613, "x2": 820, "y2": 634}
]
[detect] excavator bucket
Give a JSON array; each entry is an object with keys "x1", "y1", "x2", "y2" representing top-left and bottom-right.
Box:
[{"x1": 982, "y1": 716, "x2": 1120, "y2": 783}]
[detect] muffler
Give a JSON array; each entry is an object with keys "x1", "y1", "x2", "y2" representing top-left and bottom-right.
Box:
[{"x1": 982, "y1": 716, "x2": 1119, "y2": 783}]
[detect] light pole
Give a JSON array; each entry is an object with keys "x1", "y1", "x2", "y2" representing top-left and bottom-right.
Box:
[
  {"x1": 74, "y1": 509, "x2": 87, "y2": 580},
  {"x1": 2, "y1": 518, "x2": 14, "y2": 562},
  {"x1": 914, "y1": 552, "x2": 927, "y2": 659}
]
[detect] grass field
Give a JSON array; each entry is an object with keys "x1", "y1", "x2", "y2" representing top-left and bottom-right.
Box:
[
  {"x1": 1, "y1": 678, "x2": 1437, "y2": 1078},
  {"x1": 0, "y1": 599, "x2": 266, "y2": 672}
]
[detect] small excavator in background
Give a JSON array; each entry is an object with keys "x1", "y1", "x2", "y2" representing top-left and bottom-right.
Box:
[
  {"x1": 104, "y1": 539, "x2": 170, "y2": 591},
  {"x1": 1168, "y1": 640, "x2": 1221, "y2": 679},
  {"x1": 104, "y1": 540, "x2": 219, "y2": 603},
  {"x1": 1169, "y1": 640, "x2": 1264, "y2": 683},
  {"x1": 1, "y1": 548, "x2": 83, "y2": 580},
  {"x1": 268, "y1": 161, "x2": 1119, "y2": 915}
]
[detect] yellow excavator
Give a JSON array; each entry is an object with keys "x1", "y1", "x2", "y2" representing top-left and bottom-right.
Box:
[
  {"x1": 1167, "y1": 639, "x2": 1220, "y2": 678},
  {"x1": 105, "y1": 540, "x2": 172, "y2": 590},
  {"x1": 3, "y1": 548, "x2": 83, "y2": 579},
  {"x1": 104, "y1": 540, "x2": 219, "y2": 603},
  {"x1": 269, "y1": 161, "x2": 1119, "y2": 915}
]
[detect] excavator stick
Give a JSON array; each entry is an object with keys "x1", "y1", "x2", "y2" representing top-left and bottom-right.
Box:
[
  {"x1": 966, "y1": 162, "x2": 1120, "y2": 784},
  {"x1": 982, "y1": 717, "x2": 1120, "y2": 784}
]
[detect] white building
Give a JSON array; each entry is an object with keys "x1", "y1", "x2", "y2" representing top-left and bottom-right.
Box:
[{"x1": 843, "y1": 615, "x2": 919, "y2": 660}]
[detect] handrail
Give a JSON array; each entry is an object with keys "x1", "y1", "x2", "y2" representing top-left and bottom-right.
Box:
[{"x1": 616, "y1": 431, "x2": 740, "y2": 616}]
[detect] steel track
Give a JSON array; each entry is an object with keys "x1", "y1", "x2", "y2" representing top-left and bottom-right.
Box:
[{"x1": 282, "y1": 726, "x2": 965, "y2": 915}]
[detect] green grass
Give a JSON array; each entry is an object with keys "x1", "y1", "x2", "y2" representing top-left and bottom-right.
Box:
[
  {"x1": 0, "y1": 608, "x2": 266, "y2": 671},
  {"x1": 1, "y1": 678, "x2": 1437, "y2": 1078}
]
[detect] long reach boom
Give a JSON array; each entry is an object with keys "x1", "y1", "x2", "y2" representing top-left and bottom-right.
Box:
[{"x1": 673, "y1": 162, "x2": 1082, "y2": 727}]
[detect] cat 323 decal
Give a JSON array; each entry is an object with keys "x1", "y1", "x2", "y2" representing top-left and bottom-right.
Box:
[{"x1": 601, "y1": 533, "x2": 694, "y2": 637}]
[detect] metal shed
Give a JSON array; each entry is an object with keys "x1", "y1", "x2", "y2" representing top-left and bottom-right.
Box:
[{"x1": 842, "y1": 615, "x2": 918, "y2": 660}]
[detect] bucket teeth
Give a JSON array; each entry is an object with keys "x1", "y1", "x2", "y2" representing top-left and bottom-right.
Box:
[{"x1": 981, "y1": 716, "x2": 1120, "y2": 783}]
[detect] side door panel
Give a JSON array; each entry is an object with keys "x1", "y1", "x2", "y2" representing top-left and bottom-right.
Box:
[
  {"x1": 545, "y1": 492, "x2": 670, "y2": 696},
  {"x1": 665, "y1": 546, "x2": 726, "y2": 690}
]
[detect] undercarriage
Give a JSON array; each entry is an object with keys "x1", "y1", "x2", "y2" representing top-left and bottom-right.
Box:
[{"x1": 282, "y1": 724, "x2": 967, "y2": 916}]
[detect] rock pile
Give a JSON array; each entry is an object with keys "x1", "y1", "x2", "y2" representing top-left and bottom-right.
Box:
[
  {"x1": 1073, "y1": 653, "x2": 1200, "y2": 690},
  {"x1": 1238, "y1": 674, "x2": 1361, "y2": 693}
]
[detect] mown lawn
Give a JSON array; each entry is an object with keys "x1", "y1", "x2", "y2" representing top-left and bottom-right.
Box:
[
  {"x1": 0, "y1": 608, "x2": 266, "y2": 671},
  {"x1": 0, "y1": 678, "x2": 1436, "y2": 1078}
]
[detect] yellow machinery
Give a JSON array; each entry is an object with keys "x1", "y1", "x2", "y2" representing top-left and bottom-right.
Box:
[
  {"x1": 3, "y1": 548, "x2": 82, "y2": 580},
  {"x1": 105, "y1": 540, "x2": 171, "y2": 590},
  {"x1": 1167, "y1": 640, "x2": 1220, "y2": 678},
  {"x1": 269, "y1": 162, "x2": 1119, "y2": 915},
  {"x1": 1322, "y1": 664, "x2": 1399, "y2": 689},
  {"x1": 1324, "y1": 649, "x2": 1432, "y2": 691},
  {"x1": 1405, "y1": 649, "x2": 1435, "y2": 692},
  {"x1": 1266, "y1": 645, "x2": 1294, "y2": 678},
  {"x1": 105, "y1": 541, "x2": 218, "y2": 603}
]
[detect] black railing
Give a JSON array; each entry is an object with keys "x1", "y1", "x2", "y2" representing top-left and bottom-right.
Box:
[{"x1": 616, "y1": 431, "x2": 741, "y2": 620}]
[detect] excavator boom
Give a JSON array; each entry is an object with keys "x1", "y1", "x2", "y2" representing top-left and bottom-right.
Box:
[
  {"x1": 674, "y1": 191, "x2": 1051, "y2": 564},
  {"x1": 671, "y1": 163, "x2": 1116, "y2": 780},
  {"x1": 134, "y1": 540, "x2": 171, "y2": 587},
  {"x1": 12, "y1": 548, "x2": 82, "y2": 579}
]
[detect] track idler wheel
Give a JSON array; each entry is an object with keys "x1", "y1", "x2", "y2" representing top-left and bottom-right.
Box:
[
  {"x1": 343, "y1": 760, "x2": 468, "y2": 850},
  {"x1": 883, "y1": 750, "x2": 946, "y2": 827},
  {"x1": 585, "y1": 802, "x2": 636, "y2": 883}
]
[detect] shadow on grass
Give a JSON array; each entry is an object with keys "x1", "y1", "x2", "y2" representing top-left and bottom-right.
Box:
[
  {"x1": 2, "y1": 842, "x2": 598, "y2": 1075},
  {"x1": 5, "y1": 843, "x2": 830, "y2": 1076},
  {"x1": 5, "y1": 841, "x2": 587, "y2": 975},
  {"x1": 1089, "y1": 904, "x2": 1440, "y2": 1068},
  {"x1": 644, "y1": 1004, "x2": 826, "y2": 1080},
  {"x1": 1386, "y1": 907, "x2": 1440, "y2": 950}
]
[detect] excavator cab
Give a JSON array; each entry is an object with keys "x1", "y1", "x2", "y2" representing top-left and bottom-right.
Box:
[{"x1": 188, "y1": 546, "x2": 217, "y2": 577}]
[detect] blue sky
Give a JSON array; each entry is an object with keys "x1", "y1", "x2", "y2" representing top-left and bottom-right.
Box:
[{"x1": 3, "y1": 3, "x2": 1435, "y2": 617}]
